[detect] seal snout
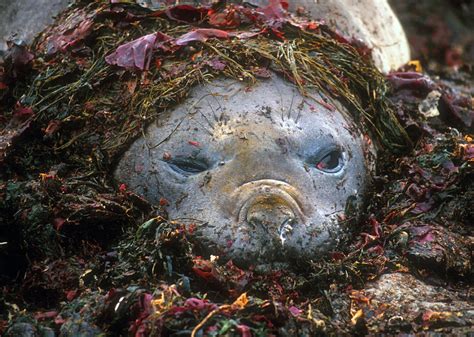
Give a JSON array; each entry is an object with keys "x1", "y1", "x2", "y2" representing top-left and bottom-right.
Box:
[
  {"x1": 246, "y1": 194, "x2": 295, "y2": 227},
  {"x1": 245, "y1": 194, "x2": 297, "y2": 245},
  {"x1": 234, "y1": 180, "x2": 306, "y2": 243}
]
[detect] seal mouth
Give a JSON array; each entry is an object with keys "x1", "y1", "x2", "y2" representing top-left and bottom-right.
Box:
[{"x1": 234, "y1": 179, "x2": 307, "y2": 233}]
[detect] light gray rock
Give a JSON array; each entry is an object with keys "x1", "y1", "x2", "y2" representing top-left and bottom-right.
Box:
[
  {"x1": 364, "y1": 273, "x2": 473, "y2": 332},
  {"x1": 287, "y1": 0, "x2": 411, "y2": 72},
  {"x1": 0, "y1": 0, "x2": 71, "y2": 52}
]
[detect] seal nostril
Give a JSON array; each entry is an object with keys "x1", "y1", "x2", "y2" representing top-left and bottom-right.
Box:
[
  {"x1": 279, "y1": 218, "x2": 295, "y2": 246},
  {"x1": 245, "y1": 195, "x2": 296, "y2": 234}
]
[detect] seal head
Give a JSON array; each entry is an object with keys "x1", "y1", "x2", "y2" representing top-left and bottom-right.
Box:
[{"x1": 115, "y1": 76, "x2": 373, "y2": 267}]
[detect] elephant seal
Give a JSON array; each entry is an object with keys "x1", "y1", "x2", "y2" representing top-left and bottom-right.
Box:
[{"x1": 115, "y1": 75, "x2": 373, "y2": 267}]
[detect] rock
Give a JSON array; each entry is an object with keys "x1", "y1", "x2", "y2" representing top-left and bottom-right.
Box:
[
  {"x1": 59, "y1": 315, "x2": 102, "y2": 337},
  {"x1": 5, "y1": 322, "x2": 37, "y2": 337},
  {"x1": 362, "y1": 273, "x2": 473, "y2": 333},
  {"x1": 241, "y1": 0, "x2": 410, "y2": 72},
  {"x1": 287, "y1": 0, "x2": 410, "y2": 72},
  {"x1": 0, "y1": 0, "x2": 71, "y2": 52}
]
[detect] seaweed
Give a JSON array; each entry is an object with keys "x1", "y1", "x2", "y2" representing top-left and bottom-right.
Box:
[{"x1": 0, "y1": 1, "x2": 472, "y2": 336}]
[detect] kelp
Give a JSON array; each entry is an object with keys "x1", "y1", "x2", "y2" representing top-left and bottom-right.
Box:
[
  {"x1": 0, "y1": 1, "x2": 473, "y2": 336},
  {"x1": 2, "y1": 0, "x2": 410, "y2": 172}
]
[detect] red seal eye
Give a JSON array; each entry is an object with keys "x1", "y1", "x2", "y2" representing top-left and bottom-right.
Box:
[{"x1": 315, "y1": 150, "x2": 343, "y2": 173}]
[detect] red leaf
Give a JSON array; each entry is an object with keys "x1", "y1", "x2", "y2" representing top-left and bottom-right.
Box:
[
  {"x1": 316, "y1": 99, "x2": 336, "y2": 111},
  {"x1": 205, "y1": 58, "x2": 226, "y2": 71},
  {"x1": 184, "y1": 298, "x2": 218, "y2": 311},
  {"x1": 176, "y1": 29, "x2": 229, "y2": 46},
  {"x1": 441, "y1": 160, "x2": 458, "y2": 175},
  {"x1": 331, "y1": 251, "x2": 346, "y2": 261},
  {"x1": 159, "y1": 197, "x2": 169, "y2": 206},
  {"x1": 288, "y1": 306, "x2": 303, "y2": 317},
  {"x1": 13, "y1": 104, "x2": 34, "y2": 122},
  {"x1": 164, "y1": 5, "x2": 209, "y2": 23},
  {"x1": 307, "y1": 22, "x2": 319, "y2": 30},
  {"x1": 66, "y1": 289, "x2": 78, "y2": 301},
  {"x1": 155, "y1": 58, "x2": 162, "y2": 69},
  {"x1": 461, "y1": 143, "x2": 474, "y2": 162},
  {"x1": 163, "y1": 152, "x2": 172, "y2": 161},
  {"x1": 418, "y1": 231, "x2": 435, "y2": 244},
  {"x1": 192, "y1": 267, "x2": 215, "y2": 281},
  {"x1": 188, "y1": 140, "x2": 201, "y2": 147},
  {"x1": 367, "y1": 245, "x2": 384, "y2": 255},
  {"x1": 412, "y1": 199, "x2": 435, "y2": 214},
  {"x1": 409, "y1": 226, "x2": 435, "y2": 245},
  {"x1": 386, "y1": 72, "x2": 436, "y2": 94},
  {"x1": 44, "y1": 120, "x2": 61, "y2": 137},
  {"x1": 369, "y1": 216, "x2": 382, "y2": 238},
  {"x1": 188, "y1": 223, "x2": 197, "y2": 234},
  {"x1": 46, "y1": 19, "x2": 94, "y2": 54},
  {"x1": 406, "y1": 183, "x2": 426, "y2": 201},
  {"x1": 251, "y1": 66, "x2": 272, "y2": 78},
  {"x1": 53, "y1": 218, "x2": 66, "y2": 231},
  {"x1": 105, "y1": 32, "x2": 172, "y2": 71},
  {"x1": 236, "y1": 324, "x2": 252, "y2": 337},
  {"x1": 34, "y1": 311, "x2": 58, "y2": 321},
  {"x1": 422, "y1": 310, "x2": 432, "y2": 321},
  {"x1": 262, "y1": 0, "x2": 289, "y2": 20},
  {"x1": 192, "y1": 257, "x2": 217, "y2": 282},
  {"x1": 208, "y1": 9, "x2": 241, "y2": 28}
]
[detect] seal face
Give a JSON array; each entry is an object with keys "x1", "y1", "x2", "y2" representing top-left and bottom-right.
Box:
[{"x1": 115, "y1": 75, "x2": 372, "y2": 267}]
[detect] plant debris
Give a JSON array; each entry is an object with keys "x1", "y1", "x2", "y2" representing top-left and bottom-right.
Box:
[{"x1": 0, "y1": 1, "x2": 472, "y2": 336}]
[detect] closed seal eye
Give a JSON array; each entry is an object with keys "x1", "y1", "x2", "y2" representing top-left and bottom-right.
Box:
[{"x1": 166, "y1": 156, "x2": 209, "y2": 176}]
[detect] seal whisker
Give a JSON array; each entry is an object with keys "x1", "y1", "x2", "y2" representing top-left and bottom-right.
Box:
[
  {"x1": 202, "y1": 86, "x2": 224, "y2": 123},
  {"x1": 149, "y1": 115, "x2": 186, "y2": 149},
  {"x1": 295, "y1": 99, "x2": 304, "y2": 124},
  {"x1": 194, "y1": 116, "x2": 214, "y2": 136},
  {"x1": 287, "y1": 90, "x2": 295, "y2": 120},
  {"x1": 199, "y1": 104, "x2": 215, "y2": 131},
  {"x1": 209, "y1": 95, "x2": 223, "y2": 123}
]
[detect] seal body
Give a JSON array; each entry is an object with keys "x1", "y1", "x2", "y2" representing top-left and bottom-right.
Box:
[{"x1": 115, "y1": 76, "x2": 372, "y2": 267}]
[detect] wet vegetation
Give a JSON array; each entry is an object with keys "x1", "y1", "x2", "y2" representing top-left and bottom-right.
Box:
[{"x1": 0, "y1": 0, "x2": 472, "y2": 335}]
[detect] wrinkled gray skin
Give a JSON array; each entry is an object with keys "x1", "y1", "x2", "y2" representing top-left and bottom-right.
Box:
[{"x1": 115, "y1": 75, "x2": 373, "y2": 268}]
